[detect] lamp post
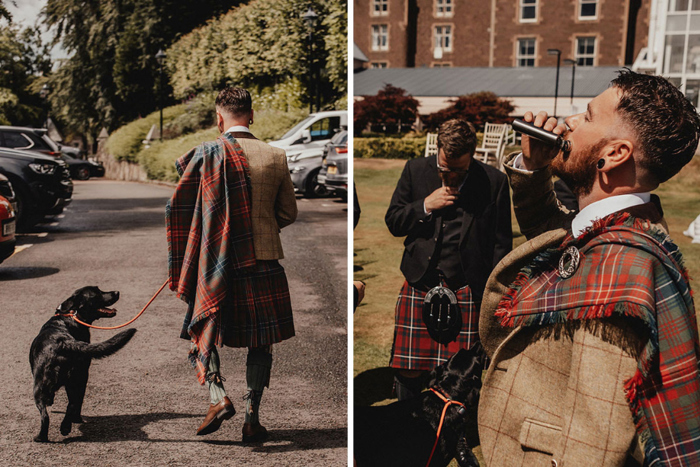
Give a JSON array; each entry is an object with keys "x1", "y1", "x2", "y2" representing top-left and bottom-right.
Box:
[
  {"x1": 155, "y1": 49, "x2": 167, "y2": 141},
  {"x1": 39, "y1": 84, "x2": 51, "y2": 129},
  {"x1": 564, "y1": 58, "x2": 577, "y2": 112},
  {"x1": 547, "y1": 48, "x2": 561, "y2": 118},
  {"x1": 302, "y1": 6, "x2": 319, "y2": 113}
]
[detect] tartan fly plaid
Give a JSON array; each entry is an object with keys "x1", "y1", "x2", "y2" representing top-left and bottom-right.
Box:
[
  {"x1": 390, "y1": 280, "x2": 479, "y2": 371},
  {"x1": 166, "y1": 133, "x2": 256, "y2": 384},
  {"x1": 496, "y1": 213, "x2": 700, "y2": 466}
]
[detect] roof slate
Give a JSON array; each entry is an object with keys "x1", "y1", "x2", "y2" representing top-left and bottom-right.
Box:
[{"x1": 354, "y1": 66, "x2": 624, "y2": 98}]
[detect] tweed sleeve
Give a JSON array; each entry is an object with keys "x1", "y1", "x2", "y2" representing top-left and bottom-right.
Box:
[{"x1": 503, "y1": 152, "x2": 575, "y2": 240}]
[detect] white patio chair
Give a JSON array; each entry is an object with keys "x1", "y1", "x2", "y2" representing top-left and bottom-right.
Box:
[
  {"x1": 425, "y1": 132, "x2": 438, "y2": 157},
  {"x1": 475, "y1": 123, "x2": 508, "y2": 170}
]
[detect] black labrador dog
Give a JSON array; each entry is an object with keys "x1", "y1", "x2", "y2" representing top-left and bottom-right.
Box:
[
  {"x1": 29, "y1": 286, "x2": 137, "y2": 442},
  {"x1": 354, "y1": 343, "x2": 486, "y2": 467}
]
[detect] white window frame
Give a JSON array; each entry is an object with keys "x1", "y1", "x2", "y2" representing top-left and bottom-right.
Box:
[
  {"x1": 579, "y1": 0, "x2": 598, "y2": 20},
  {"x1": 434, "y1": 25, "x2": 453, "y2": 53},
  {"x1": 576, "y1": 37, "x2": 597, "y2": 66},
  {"x1": 371, "y1": 24, "x2": 389, "y2": 51},
  {"x1": 372, "y1": 0, "x2": 389, "y2": 17},
  {"x1": 370, "y1": 62, "x2": 388, "y2": 68},
  {"x1": 520, "y1": 0, "x2": 538, "y2": 23},
  {"x1": 435, "y1": 0, "x2": 453, "y2": 17},
  {"x1": 516, "y1": 38, "x2": 536, "y2": 67}
]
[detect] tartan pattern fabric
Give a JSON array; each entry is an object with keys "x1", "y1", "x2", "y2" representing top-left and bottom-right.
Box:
[
  {"x1": 181, "y1": 260, "x2": 294, "y2": 374},
  {"x1": 179, "y1": 260, "x2": 295, "y2": 347},
  {"x1": 166, "y1": 133, "x2": 257, "y2": 384},
  {"x1": 495, "y1": 213, "x2": 700, "y2": 466},
  {"x1": 390, "y1": 280, "x2": 479, "y2": 371}
]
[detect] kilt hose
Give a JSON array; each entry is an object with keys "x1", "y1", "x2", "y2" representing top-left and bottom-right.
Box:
[
  {"x1": 181, "y1": 260, "x2": 295, "y2": 350},
  {"x1": 390, "y1": 279, "x2": 479, "y2": 371}
]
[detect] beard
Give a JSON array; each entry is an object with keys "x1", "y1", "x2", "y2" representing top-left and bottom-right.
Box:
[
  {"x1": 550, "y1": 138, "x2": 607, "y2": 198},
  {"x1": 439, "y1": 171, "x2": 467, "y2": 188}
]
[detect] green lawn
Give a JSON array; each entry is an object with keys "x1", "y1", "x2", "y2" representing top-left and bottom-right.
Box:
[{"x1": 353, "y1": 154, "x2": 700, "y2": 397}]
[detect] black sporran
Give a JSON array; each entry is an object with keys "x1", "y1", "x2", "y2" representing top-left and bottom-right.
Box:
[{"x1": 422, "y1": 286, "x2": 462, "y2": 344}]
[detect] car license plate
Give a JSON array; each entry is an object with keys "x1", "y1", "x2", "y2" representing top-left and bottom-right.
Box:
[
  {"x1": 327, "y1": 166, "x2": 338, "y2": 174},
  {"x1": 3, "y1": 219, "x2": 15, "y2": 237}
]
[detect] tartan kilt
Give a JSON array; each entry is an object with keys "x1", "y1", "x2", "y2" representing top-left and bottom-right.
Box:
[
  {"x1": 390, "y1": 280, "x2": 479, "y2": 371},
  {"x1": 180, "y1": 260, "x2": 295, "y2": 348}
]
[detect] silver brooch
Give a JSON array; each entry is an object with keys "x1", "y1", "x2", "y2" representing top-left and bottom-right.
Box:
[{"x1": 558, "y1": 246, "x2": 580, "y2": 279}]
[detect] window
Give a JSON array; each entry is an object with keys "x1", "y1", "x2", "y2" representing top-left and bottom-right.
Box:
[
  {"x1": 579, "y1": 0, "x2": 598, "y2": 19},
  {"x1": 516, "y1": 38, "x2": 536, "y2": 67},
  {"x1": 576, "y1": 37, "x2": 596, "y2": 66},
  {"x1": 520, "y1": 0, "x2": 537, "y2": 22},
  {"x1": 309, "y1": 117, "x2": 341, "y2": 142},
  {"x1": 370, "y1": 62, "x2": 388, "y2": 68},
  {"x1": 2, "y1": 132, "x2": 34, "y2": 150},
  {"x1": 433, "y1": 63, "x2": 452, "y2": 67},
  {"x1": 436, "y1": 0, "x2": 453, "y2": 17},
  {"x1": 434, "y1": 25, "x2": 453, "y2": 52},
  {"x1": 372, "y1": 0, "x2": 388, "y2": 16},
  {"x1": 371, "y1": 25, "x2": 389, "y2": 51}
]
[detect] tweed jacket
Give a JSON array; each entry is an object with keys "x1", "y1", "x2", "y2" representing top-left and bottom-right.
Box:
[
  {"x1": 477, "y1": 152, "x2": 663, "y2": 467},
  {"x1": 232, "y1": 132, "x2": 297, "y2": 260}
]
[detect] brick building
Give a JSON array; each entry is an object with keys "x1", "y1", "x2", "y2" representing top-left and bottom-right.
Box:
[{"x1": 355, "y1": 0, "x2": 650, "y2": 69}]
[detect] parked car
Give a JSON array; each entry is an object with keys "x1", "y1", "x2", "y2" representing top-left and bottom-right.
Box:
[
  {"x1": 287, "y1": 146, "x2": 330, "y2": 197},
  {"x1": 318, "y1": 129, "x2": 348, "y2": 201},
  {"x1": 59, "y1": 153, "x2": 105, "y2": 180},
  {"x1": 270, "y1": 111, "x2": 347, "y2": 197},
  {"x1": 0, "y1": 175, "x2": 16, "y2": 263},
  {"x1": 0, "y1": 126, "x2": 103, "y2": 180},
  {"x1": 0, "y1": 173, "x2": 16, "y2": 213},
  {"x1": 0, "y1": 147, "x2": 73, "y2": 229},
  {"x1": 0, "y1": 126, "x2": 62, "y2": 157},
  {"x1": 269, "y1": 110, "x2": 348, "y2": 154}
]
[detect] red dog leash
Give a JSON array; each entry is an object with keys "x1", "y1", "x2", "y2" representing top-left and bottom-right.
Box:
[
  {"x1": 426, "y1": 387, "x2": 467, "y2": 467},
  {"x1": 55, "y1": 279, "x2": 169, "y2": 330}
]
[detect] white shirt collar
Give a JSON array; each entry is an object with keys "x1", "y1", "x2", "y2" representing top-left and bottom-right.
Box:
[
  {"x1": 225, "y1": 125, "x2": 251, "y2": 134},
  {"x1": 571, "y1": 193, "x2": 651, "y2": 237}
]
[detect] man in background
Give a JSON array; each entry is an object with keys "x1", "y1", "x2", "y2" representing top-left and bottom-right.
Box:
[{"x1": 385, "y1": 118, "x2": 512, "y2": 400}]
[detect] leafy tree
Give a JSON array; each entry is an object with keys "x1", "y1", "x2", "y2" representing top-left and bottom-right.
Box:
[
  {"x1": 354, "y1": 84, "x2": 419, "y2": 134},
  {"x1": 0, "y1": 25, "x2": 52, "y2": 126},
  {"x1": 42, "y1": 0, "x2": 236, "y2": 146},
  {"x1": 166, "y1": 0, "x2": 347, "y2": 111},
  {"x1": 423, "y1": 91, "x2": 514, "y2": 131}
]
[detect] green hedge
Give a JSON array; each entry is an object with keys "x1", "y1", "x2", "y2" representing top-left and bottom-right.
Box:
[
  {"x1": 353, "y1": 137, "x2": 426, "y2": 159},
  {"x1": 132, "y1": 107, "x2": 309, "y2": 182},
  {"x1": 104, "y1": 104, "x2": 188, "y2": 163},
  {"x1": 138, "y1": 128, "x2": 220, "y2": 182},
  {"x1": 353, "y1": 134, "x2": 486, "y2": 159}
]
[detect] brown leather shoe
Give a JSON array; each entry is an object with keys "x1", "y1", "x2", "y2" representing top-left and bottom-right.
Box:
[
  {"x1": 242, "y1": 422, "x2": 268, "y2": 443},
  {"x1": 196, "y1": 396, "x2": 235, "y2": 436}
]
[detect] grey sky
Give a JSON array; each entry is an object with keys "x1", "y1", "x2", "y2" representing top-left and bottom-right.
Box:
[{"x1": 6, "y1": 0, "x2": 68, "y2": 59}]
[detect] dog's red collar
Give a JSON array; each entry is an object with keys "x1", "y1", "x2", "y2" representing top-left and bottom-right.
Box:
[
  {"x1": 426, "y1": 387, "x2": 467, "y2": 467},
  {"x1": 55, "y1": 310, "x2": 76, "y2": 317}
]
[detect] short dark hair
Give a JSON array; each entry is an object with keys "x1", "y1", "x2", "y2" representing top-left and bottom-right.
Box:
[
  {"x1": 611, "y1": 69, "x2": 700, "y2": 184},
  {"x1": 437, "y1": 119, "x2": 477, "y2": 159},
  {"x1": 215, "y1": 87, "x2": 252, "y2": 117}
]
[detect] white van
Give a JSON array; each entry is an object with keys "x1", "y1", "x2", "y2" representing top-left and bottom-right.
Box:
[
  {"x1": 269, "y1": 110, "x2": 348, "y2": 154},
  {"x1": 270, "y1": 110, "x2": 348, "y2": 197}
]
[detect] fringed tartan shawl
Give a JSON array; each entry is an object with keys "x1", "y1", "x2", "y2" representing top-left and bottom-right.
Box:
[
  {"x1": 166, "y1": 134, "x2": 256, "y2": 383},
  {"x1": 496, "y1": 213, "x2": 700, "y2": 467}
]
